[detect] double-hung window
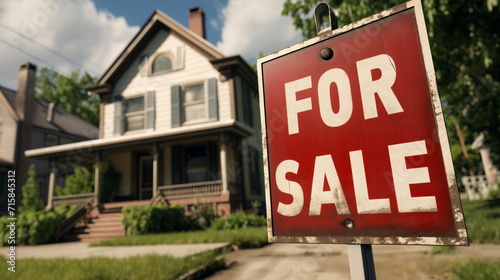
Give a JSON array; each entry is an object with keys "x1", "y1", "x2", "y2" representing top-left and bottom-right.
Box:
[
  {"x1": 113, "y1": 91, "x2": 155, "y2": 136},
  {"x1": 182, "y1": 83, "x2": 205, "y2": 124},
  {"x1": 171, "y1": 78, "x2": 218, "y2": 128},
  {"x1": 124, "y1": 96, "x2": 145, "y2": 132}
]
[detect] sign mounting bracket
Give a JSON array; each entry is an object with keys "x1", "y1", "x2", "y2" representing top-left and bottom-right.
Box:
[{"x1": 314, "y1": 2, "x2": 338, "y2": 35}]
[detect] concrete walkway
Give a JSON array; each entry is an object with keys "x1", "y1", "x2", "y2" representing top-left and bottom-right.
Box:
[
  {"x1": 1, "y1": 242, "x2": 231, "y2": 259},
  {"x1": 206, "y1": 243, "x2": 500, "y2": 280}
]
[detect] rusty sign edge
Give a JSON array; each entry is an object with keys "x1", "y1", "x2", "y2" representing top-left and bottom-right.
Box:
[{"x1": 257, "y1": 0, "x2": 468, "y2": 246}]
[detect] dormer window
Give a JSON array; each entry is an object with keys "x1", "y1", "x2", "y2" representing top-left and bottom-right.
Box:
[{"x1": 152, "y1": 53, "x2": 173, "y2": 74}]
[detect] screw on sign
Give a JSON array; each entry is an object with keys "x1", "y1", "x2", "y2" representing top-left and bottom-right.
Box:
[{"x1": 257, "y1": 0, "x2": 468, "y2": 246}]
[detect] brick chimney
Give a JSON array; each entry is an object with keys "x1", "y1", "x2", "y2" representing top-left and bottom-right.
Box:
[
  {"x1": 188, "y1": 7, "x2": 206, "y2": 39},
  {"x1": 15, "y1": 62, "x2": 37, "y2": 188},
  {"x1": 16, "y1": 62, "x2": 37, "y2": 121}
]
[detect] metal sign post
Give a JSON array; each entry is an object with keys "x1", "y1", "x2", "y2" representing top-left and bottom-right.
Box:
[{"x1": 348, "y1": 245, "x2": 376, "y2": 280}]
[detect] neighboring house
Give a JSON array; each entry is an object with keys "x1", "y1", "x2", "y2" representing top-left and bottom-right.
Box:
[
  {"x1": 26, "y1": 7, "x2": 264, "y2": 216},
  {"x1": 0, "y1": 63, "x2": 98, "y2": 213}
]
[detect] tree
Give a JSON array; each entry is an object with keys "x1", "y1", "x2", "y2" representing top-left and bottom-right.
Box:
[
  {"x1": 20, "y1": 165, "x2": 44, "y2": 213},
  {"x1": 282, "y1": 0, "x2": 500, "y2": 177},
  {"x1": 36, "y1": 68, "x2": 100, "y2": 126}
]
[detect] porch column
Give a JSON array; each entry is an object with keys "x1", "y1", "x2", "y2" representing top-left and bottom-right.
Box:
[
  {"x1": 94, "y1": 152, "x2": 101, "y2": 205},
  {"x1": 152, "y1": 143, "x2": 159, "y2": 197},
  {"x1": 46, "y1": 160, "x2": 57, "y2": 210},
  {"x1": 220, "y1": 134, "x2": 229, "y2": 193}
]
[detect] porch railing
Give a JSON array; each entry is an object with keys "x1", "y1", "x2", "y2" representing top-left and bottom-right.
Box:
[
  {"x1": 52, "y1": 193, "x2": 95, "y2": 207},
  {"x1": 157, "y1": 180, "x2": 223, "y2": 200}
]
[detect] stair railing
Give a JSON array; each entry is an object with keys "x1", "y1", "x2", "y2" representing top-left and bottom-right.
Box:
[{"x1": 56, "y1": 197, "x2": 97, "y2": 242}]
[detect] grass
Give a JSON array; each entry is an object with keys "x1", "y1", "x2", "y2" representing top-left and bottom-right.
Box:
[
  {"x1": 429, "y1": 245, "x2": 455, "y2": 255},
  {"x1": 461, "y1": 198, "x2": 500, "y2": 244},
  {"x1": 449, "y1": 259, "x2": 500, "y2": 280},
  {"x1": 0, "y1": 251, "x2": 223, "y2": 280},
  {"x1": 92, "y1": 227, "x2": 268, "y2": 249}
]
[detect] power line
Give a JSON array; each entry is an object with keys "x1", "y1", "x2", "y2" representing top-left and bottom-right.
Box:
[
  {"x1": 0, "y1": 23, "x2": 99, "y2": 75},
  {"x1": 0, "y1": 37, "x2": 55, "y2": 69}
]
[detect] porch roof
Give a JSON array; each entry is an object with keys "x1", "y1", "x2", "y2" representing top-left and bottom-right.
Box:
[{"x1": 25, "y1": 120, "x2": 252, "y2": 159}]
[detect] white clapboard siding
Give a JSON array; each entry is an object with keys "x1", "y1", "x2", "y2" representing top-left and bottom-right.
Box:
[
  {"x1": 0, "y1": 103, "x2": 18, "y2": 163},
  {"x1": 103, "y1": 28, "x2": 232, "y2": 139},
  {"x1": 103, "y1": 102, "x2": 114, "y2": 139}
]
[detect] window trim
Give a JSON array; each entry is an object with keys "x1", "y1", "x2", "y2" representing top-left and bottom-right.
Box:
[
  {"x1": 123, "y1": 95, "x2": 146, "y2": 133},
  {"x1": 181, "y1": 81, "x2": 208, "y2": 126},
  {"x1": 150, "y1": 51, "x2": 174, "y2": 75}
]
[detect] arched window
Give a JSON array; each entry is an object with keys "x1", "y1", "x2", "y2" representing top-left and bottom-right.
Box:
[{"x1": 152, "y1": 54, "x2": 172, "y2": 73}]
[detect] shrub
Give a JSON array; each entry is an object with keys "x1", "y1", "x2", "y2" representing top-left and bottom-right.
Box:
[
  {"x1": 189, "y1": 201, "x2": 218, "y2": 229},
  {"x1": 100, "y1": 163, "x2": 121, "y2": 202},
  {"x1": 20, "y1": 165, "x2": 44, "y2": 213},
  {"x1": 55, "y1": 166, "x2": 94, "y2": 195},
  {"x1": 211, "y1": 213, "x2": 266, "y2": 230},
  {"x1": 121, "y1": 205, "x2": 192, "y2": 235},
  {"x1": 0, "y1": 205, "x2": 79, "y2": 246}
]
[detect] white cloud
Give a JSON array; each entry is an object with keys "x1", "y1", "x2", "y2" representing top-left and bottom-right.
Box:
[
  {"x1": 0, "y1": 0, "x2": 139, "y2": 89},
  {"x1": 216, "y1": 0, "x2": 302, "y2": 61}
]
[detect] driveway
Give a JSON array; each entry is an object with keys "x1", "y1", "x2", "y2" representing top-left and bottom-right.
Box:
[{"x1": 207, "y1": 243, "x2": 500, "y2": 280}]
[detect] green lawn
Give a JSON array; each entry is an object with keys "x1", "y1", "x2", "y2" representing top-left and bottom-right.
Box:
[
  {"x1": 449, "y1": 259, "x2": 500, "y2": 280},
  {"x1": 0, "y1": 251, "x2": 223, "y2": 280},
  {"x1": 461, "y1": 198, "x2": 500, "y2": 244},
  {"x1": 92, "y1": 227, "x2": 268, "y2": 249}
]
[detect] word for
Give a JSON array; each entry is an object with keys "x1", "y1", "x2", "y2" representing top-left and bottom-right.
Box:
[{"x1": 284, "y1": 54, "x2": 403, "y2": 135}]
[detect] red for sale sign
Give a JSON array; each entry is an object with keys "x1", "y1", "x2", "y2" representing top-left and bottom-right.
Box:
[{"x1": 257, "y1": 0, "x2": 468, "y2": 245}]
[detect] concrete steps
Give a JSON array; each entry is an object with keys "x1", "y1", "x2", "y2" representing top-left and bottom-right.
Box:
[
  {"x1": 61, "y1": 212, "x2": 125, "y2": 243},
  {"x1": 60, "y1": 201, "x2": 150, "y2": 243}
]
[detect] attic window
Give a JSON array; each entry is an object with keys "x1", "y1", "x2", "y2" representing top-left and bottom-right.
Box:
[{"x1": 152, "y1": 54, "x2": 172, "y2": 73}]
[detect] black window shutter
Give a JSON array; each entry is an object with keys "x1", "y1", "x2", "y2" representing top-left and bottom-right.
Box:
[
  {"x1": 113, "y1": 96, "x2": 123, "y2": 136},
  {"x1": 171, "y1": 145, "x2": 183, "y2": 184},
  {"x1": 145, "y1": 90, "x2": 155, "y2": 130},
  {"x1": 208, "y1": 141, "x2": 219, "y2": 181},
  {"x1": 207, "y1": 78, "x2": 218, "y2": 122},
  {"x1": 171, "y1": 85, "x2": 181, "y2": 128}
]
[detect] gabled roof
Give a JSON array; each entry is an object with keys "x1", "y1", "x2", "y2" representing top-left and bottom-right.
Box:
[
  {"x1": 97, "y1": 9, "x2": 226, "y2": 87},
  {"x1": 0, "y1": 87, "x2": 98, "y2": 140},
  {"x1": 0, "y1": 86, "x2": 20, "y2": 121}
]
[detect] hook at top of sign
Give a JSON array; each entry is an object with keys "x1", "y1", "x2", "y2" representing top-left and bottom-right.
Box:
[{"x1": 315, "y1": 2, "x2": 339, "y2": 35}]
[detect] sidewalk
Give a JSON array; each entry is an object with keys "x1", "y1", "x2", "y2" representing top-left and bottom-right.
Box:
[{"x1": 1, "y1": 242, "x2": 231, "y2": 259}]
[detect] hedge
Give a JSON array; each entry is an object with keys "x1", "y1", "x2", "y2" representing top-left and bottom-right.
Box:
[
  {"x1": 0, "y1": 205, "x2": 78, "y2": 246},
  {"x1": 211, "y1": 213, "x2": 266, "y2": 230},
  {"x1": 121, "y1": 205, "x2": 192, "y2": 235}
]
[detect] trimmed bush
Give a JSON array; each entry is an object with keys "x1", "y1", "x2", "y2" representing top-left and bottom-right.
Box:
[
  {"x1": 211, "y1": 213, "x2": 266, "y2": 230},
  {"x1": 0, "y1": 205, "x2": 79, "y2": 246},
  {"x1": 121, "y1": 205, "x2": 192, "y2": 235}
]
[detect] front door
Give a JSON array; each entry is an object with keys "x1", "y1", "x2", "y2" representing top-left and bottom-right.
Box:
[{"x1": 138, "y1": 155, "x2": 153, "y2": 200}]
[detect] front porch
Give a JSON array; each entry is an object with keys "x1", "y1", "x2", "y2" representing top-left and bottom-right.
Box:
[{"x1": 50, "y1": 179, "x2": 240, "y2": 215}]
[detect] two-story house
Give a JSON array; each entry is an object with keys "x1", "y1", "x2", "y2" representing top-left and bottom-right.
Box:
[
  {"x1": 26, "y1": 8, "x2": 264, "y2": 216},
  {"x1": 0, "y1": 63, "x2": 98, "y2": 213}
]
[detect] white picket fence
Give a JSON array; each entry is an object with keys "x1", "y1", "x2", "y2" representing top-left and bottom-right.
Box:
[{"x1": 461, "y1": 175, "x2": 499, "y2": 200}]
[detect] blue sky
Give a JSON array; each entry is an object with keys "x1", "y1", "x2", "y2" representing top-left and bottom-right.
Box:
[
  {"x1": 0, "y1": 0, "x2": 301, "y2": 89},
  {"x1": 92, "y1": 0, "x2": 228, "y2": 44}
]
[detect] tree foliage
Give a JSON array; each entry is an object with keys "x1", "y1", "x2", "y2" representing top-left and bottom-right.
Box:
[
  {"x1": 282, "y1": 0, "x2": 500, "y2": 177},
  {"x1": 36, "y1": 68, "x2": 100, "y2": 126},
  {"x1": 20, "y1": 164, "x2": 44, "y2": 213},
  {"x1": 55, "y1": 166, "x2": 94, "y2": 195}
]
